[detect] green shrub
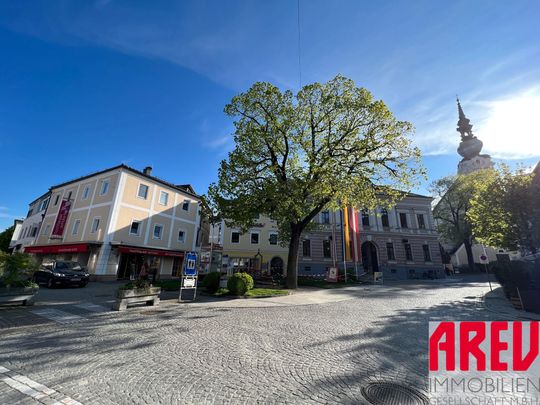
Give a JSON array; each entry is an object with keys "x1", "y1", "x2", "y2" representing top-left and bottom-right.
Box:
[
  {"x1": 227, "y1": 273, "x2": 248, "y2": 296},
  {"x1": 202, "y1": 271, "x2": 222, "y2": 294},
  {"x1": 0, "y1": 252, "x2": 38, "y2": 288},
  {"x1": 236, "y1": 272, "x2": 254, "y2": 291}
]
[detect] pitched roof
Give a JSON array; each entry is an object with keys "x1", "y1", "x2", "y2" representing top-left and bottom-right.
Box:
[{"x1": 49, "y1": 164, "x2": 200, "y2": 199}]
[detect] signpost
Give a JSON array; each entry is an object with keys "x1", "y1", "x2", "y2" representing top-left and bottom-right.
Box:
[
  {"x1": 479, "y1": 249, "x2": 493, "y2": 291},
  {"x1": 179, "y1": 252, "x2": 198, "y2": 302}
]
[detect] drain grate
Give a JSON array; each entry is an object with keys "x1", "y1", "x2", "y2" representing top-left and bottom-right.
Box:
[{"x1": 361, "y1": 382, "x2": 429, "y2": 405}]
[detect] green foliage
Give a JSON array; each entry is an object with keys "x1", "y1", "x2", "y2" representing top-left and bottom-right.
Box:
[
  {"x1": 227, "y1": 273, "x2": 249, "y2": 296},
  {"x1": 235, "y1": 272, "x2": 254, "y2": 291},
  {"x1": 431, "y1": 171, "x2": 493, "y2": 247},
  {"x1": 201, "y1": 271, "x2": 222, "y2": 294},
  {"x1": 120, "y1": 278, "x2": 152, "y2": 291},
  {"x1": 0, "y1": 252, "x2": 38, "y2": 288},
  {"x1": 0, "y1": 226, "x2": 15, "y2": 253},
  {"x1": 467, "y1": 165, "x2": 539, "y2": 253},
  {"x1": 209, "y1": 75, "x2": 424, "y2": 288},
  {"x1": 245, "y1": 288, "x2": 288, "y2": 297}
]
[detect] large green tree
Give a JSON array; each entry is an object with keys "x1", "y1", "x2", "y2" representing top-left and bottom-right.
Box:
[
  {"x1": 467, "y1": 166, "x2": 539, "y2": 254},
  {"x1": 209, "y1": 75, "x2": 424, "y2": 288},
  {"x1": 0, "y1": 226, "x2": 15, "y2": 253},
  {"x1": 431, "y1": 171, "x2": 493, "y2": 271}
]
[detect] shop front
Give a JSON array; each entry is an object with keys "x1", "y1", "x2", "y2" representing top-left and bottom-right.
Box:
[
  {"x1": 115, "y1": 245, "x2": 185, "y2": 281},
  {"x1": 24, "y1": 243, "x2": 101, "y2": 271}
]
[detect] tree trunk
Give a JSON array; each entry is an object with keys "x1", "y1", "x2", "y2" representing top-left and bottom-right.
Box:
[
  {"x1": 463, "y1": 237, "x2": 475, "y2": 272},
  {"x1": 286, "y1": 226, "x2": 302, "y2": 289}
]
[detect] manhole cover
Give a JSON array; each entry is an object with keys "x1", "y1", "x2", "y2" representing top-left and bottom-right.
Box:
[{"x1": 361, "y1": 382, "x2": 428, "y2": 405}]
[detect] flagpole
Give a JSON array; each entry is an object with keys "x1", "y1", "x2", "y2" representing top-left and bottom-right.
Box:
[
  {"x1": 341, "y1": 207, "x2": 347, "y2": 282},
  {"x1": 331, "y1": 210, "x2": 337, "y2": 269}
]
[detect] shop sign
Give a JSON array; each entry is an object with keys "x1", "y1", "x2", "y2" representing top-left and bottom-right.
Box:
[
  {"x1": 118, "y1": 246, "x2": 184, "y2": 258},
  {"x1": 24, "y1": 243, "x2": 88, "y2": 254}
]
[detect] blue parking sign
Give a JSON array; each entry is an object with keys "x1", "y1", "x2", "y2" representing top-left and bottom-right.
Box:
[{"x1": 184, "y1": 252, "x2": 197, "y2": 276}]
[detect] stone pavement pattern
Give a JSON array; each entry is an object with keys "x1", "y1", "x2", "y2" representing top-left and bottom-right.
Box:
[{"x1": 0, "y1": 278, "x2": 525, "y2": 404}]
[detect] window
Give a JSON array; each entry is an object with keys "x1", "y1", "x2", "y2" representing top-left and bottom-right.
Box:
[
  {"x1": 323, "y1": 239, "x2": 332, "y2": 258},
  {"x1": 54, "y1": 194, "x2": 60, "y2": 206},
  {"x1": 82, "y1": 186, "x2": 90, "y2": 200},
  {"x1": 72, "y1": 220, "x2": 81, "y2": 235},
  {"x1": 381, "y1": 209, "x2": 390, "y2": 227},
  {"x1": 138, "y1": 184, "x2": 149, "y2": 199},
  {"x1": 100, "y1": 180, "x2": 109, "y2": 195},
  {"x1": 178, "y1": 230, "x2": 186, "y2": 243},
  {"x1": 250, "y1": 232, "x2": 259, "y2": 244},
  {"x1": 404, "y1": 243, "x2": 413, "y2": 261},
  {"x1": 417, "y1": 214, "x2": 426, "y2": 229},
  {"x1": 399, "y1": 213, "x2": 408, "y2": 228},
  {"x1": 67, "y1": 191, "x2": 73, "y2": 200},
  {"x1": 31, "y1": 227, "x2": 38, "y2": 237},
  {"x1": 91, "y1": 218, "x2": 100, "y2": 234},
  {"x1": 153, "y1": 224, "x2": 163, "y2": 240},
  {"x1": 321, "y1": 211, "x2": 330, "y2": 224},
  {"x1": 42, "y1": 224, "x2": 50, "y2": 236},
  {"x1": 361, "y1": 209, "x2": 370, "y2": 227},
  {"x1": 26, "y1": 208, "x2": 33, "y2": 218},
  {"x1": 182, "y1": 200, "x2": 190, "y2": 211},
  {"x1": 304, "y1": 266, "x2": 312, "y2": 272},
  {"x1": 269, "y1": 233, "x2": 278, "y2": 245},
  {"x1": 231, "y1": 231, "x2": 240, "y2": 244},
  {"x1": 423, "y1": 244, "x2": 431, "y2": 262},
  {"x1": 129, "y1": 220, "x2": 141, "y2": 236},
  {"x1": 386, "y1": 242, "x2": 395, "y2": 261},
  {"x1": 159, "y1": 191, "x2": 169, "y2": 206},
  {"x1": 38, "y1": 197, "x2": 49, "y2": 212},
  {"x1": 302, "y1": 239, "x2": 311, "y2": 257}
]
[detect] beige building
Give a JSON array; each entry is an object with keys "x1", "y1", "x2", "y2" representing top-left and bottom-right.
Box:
[
  {"x1": 220, "y1": 216, "x2": 289, "y2": 276},
  {"x1": 26, "y1": 165, "x2": 202, "y2": 280}
]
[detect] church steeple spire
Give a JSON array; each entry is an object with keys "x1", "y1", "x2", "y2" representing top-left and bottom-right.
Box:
[{"x1": 456, "y1": 96, "x2": 475, "y2": 141}]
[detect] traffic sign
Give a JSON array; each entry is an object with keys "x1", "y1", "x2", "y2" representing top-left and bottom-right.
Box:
[
  {"x1": 479, "y1": 254, "x2": 489, "y2": 264},
  {"x1": 184, "y1": 252, "x2": 197, "y2": 276}
]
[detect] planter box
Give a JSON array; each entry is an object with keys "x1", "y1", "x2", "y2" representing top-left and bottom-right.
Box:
[
  {"x1": 113, "y1": 287, "x2": 161, "y2": 311},
  {"x1": 0, "y1": 287, "x2": 38, "y2": 306}
]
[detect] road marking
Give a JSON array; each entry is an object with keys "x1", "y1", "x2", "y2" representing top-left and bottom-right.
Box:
[
  {"x1": 73, "y1": 302, "x2": 109, "y2": 313},
  {"x1": 31, "y1": 309, "x2": 84, "y2": 324},
  {"x1": 0, "y1": 365, "x2": 83, "y2": 405}
]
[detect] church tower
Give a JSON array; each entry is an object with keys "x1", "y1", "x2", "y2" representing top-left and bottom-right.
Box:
[{"x1": 456, "y1": 98, "x2": 493, "y2": 174}]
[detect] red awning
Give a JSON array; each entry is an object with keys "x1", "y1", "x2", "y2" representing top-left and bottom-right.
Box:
[
  {"x1": 24, "y1": 243, "x2": 89, "y2": 254},
  {"x1": 117, "y1": 246, "x2": 185, "y2": 258}
]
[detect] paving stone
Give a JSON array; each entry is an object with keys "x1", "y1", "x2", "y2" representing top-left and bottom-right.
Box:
[{"x1": 0, "y1": 278, "x2": 525, "y2": 404}]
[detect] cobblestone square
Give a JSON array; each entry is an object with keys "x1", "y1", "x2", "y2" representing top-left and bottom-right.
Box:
[{"x1": 0, "y1": 277, "x2": 535, "y2": 404}]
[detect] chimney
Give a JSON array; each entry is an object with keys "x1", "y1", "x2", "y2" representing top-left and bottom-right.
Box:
[{"x1": 143, "y1": 166, "x2": 153, "y2": 176}]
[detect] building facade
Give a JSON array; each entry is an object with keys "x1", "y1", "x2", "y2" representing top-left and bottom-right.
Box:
[
  {"x1": 217, "y1": 192, "x2": 443, "y2": 280},
  {"x1": 9, "y1": 192, "x2": 51, "y2": 253},
  {"x1": 24, "y1": 165, "x2": 202, "y2": 280},
  {"x1": 220, "y1": 216, "x2": 288, "y2": 276}
]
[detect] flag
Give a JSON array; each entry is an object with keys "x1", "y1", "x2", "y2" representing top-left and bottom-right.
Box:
[{"x1": 343, "y1": 206, "x2": 362, "y2": 263}]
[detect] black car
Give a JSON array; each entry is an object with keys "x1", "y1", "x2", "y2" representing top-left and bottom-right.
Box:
[{"x1": 33, "y1": 260, "x2": 90, "y2": 288}]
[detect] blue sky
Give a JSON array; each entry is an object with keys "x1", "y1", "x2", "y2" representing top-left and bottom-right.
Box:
[{"x1": 1, "y1": 0, "x2": 539, "y2": 230}]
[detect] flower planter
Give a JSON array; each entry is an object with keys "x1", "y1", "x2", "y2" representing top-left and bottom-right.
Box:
[
  {"x1": 113, "y1": 287, "x2": 161, "y2": 311},
  {"x1": 0, "y1": 286, "x2": 38, "y2": 306}
]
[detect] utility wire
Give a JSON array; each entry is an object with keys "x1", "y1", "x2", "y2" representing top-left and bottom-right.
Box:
[{"x1": 297, "y1": 0, "x2": 302, "y2": 89}]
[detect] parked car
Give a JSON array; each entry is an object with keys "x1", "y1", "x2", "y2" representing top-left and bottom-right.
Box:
[{"x1": 33, "y1": 260, "x2": 90, "y2": 288}]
